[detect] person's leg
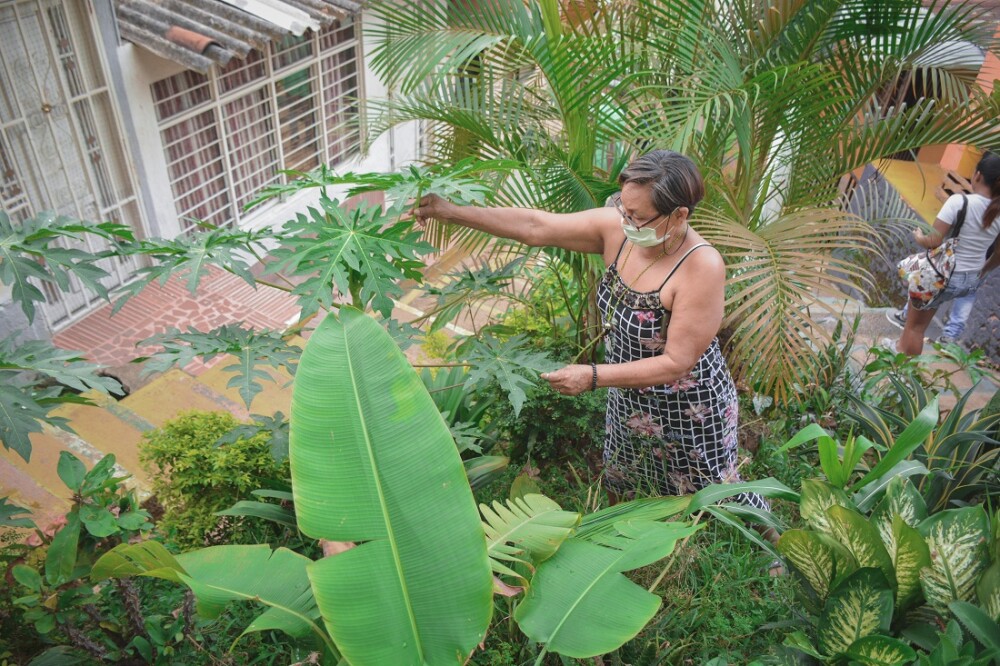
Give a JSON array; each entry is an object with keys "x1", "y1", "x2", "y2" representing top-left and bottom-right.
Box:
[
  {"x1": 941, "y1": 292, "x2": 976, "y2": 340},
  {"x1": 898, "y1": 302, "x2": 937, "y2": 355}
]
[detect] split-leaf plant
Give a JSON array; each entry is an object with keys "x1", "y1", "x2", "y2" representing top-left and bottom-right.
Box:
[
  {"x1": 771, "y1": 401, "x2": 1000, "y2": 663},
  {"x1": 91, "y1": 308, "x2": 705, "y2": 664}
]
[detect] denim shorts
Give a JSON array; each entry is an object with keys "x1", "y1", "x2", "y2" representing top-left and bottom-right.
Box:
[{"x1": 914, "y1": 270, "x2": 981, "y2": 311}]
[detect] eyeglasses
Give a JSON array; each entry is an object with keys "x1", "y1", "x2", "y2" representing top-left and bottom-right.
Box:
[{"x1": 611, "y1": 192, "x2": 663, "y2": 228}]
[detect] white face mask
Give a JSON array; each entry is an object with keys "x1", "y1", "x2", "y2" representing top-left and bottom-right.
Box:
[{"x1": 621, "y1": 217, "x2": 672, "y2": 248}]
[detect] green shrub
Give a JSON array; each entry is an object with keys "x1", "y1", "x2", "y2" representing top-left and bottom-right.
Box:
[{"x1": 140, "y1": 410, "x2": 286, "y2": 549}]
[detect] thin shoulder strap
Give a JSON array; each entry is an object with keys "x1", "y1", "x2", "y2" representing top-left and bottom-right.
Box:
[
  {"x1": 657, "y1": 243, "x2": 711, "y2": 290},
  {"x1": 610, "y1": 237, "x2": 629, "y2": 267}
]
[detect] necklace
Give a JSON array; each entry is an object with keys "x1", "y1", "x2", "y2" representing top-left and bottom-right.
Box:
[{"x1": 601, "y1": 224, "x2": 690, "y2": 335}]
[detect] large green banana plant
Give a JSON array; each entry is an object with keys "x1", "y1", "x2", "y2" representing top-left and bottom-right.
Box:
[{"x1": 92, "y1": 309, "x2": 706, "y2": 663}]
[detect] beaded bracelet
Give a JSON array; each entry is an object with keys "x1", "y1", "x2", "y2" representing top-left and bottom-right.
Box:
[{"x1": 590, "y1": 363, "x2": 598, "y2": 392}]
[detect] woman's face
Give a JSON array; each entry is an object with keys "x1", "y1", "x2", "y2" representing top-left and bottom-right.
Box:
[{"x1": 618, "y1": 182, "x2": 666, "y2": 231}]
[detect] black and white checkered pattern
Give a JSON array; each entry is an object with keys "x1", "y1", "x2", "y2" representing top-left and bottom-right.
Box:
[{"x1": 597, "y1": 243, "x2": 768, "y2": 509}]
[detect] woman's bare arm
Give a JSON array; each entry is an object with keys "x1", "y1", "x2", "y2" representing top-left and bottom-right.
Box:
[{"x1": 415, "y1": 194, "x2": 616, "y2": 254}]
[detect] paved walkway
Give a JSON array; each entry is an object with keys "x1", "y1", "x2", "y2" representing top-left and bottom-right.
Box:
[{"x1": 2, "y1": 254, "x2": 996, "y2": 531}]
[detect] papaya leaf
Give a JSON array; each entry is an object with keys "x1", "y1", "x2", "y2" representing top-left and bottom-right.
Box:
[
  {"x1": 139, "y1": 325, "x2": 299, "y2": 408},
  {"x1": 0, "y1": 211, "x2": 130, "y2": 322},
  {"x1": 216, "y1": 412, "x2": 290, "y2": 462},
  {"x1": 112, "y1": 224, "x2": 273, "y2": 309},
  {"x1": 268, "y1": 197, "x2": 433, "y2": 318},
  {"x1": 463, "y1": 334, "x2": 561, "y2": 416}
]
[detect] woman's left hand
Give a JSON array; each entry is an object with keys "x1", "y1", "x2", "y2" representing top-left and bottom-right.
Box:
[{"x1": 541, "y1": 365, "x2": 593, "y2": 395}]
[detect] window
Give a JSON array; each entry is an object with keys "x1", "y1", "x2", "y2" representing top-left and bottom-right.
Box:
[{"x1": 151, "y1": 18, "x2": 362, "y2": 234}]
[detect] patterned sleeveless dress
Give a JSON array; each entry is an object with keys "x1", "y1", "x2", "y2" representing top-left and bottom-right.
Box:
[{"x1": 597, "y1": 241, "x2": 768, "y2": 509}]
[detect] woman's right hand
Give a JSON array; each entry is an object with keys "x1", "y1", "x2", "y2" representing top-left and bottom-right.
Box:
[{"x1": 414, "y1": 194, "x2": 455, "y2": 225}]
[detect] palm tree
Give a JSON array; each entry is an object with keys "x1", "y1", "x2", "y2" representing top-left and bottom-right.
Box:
[{"x1": 365, "y1": 0, "x2": 1000, "y2": 400}]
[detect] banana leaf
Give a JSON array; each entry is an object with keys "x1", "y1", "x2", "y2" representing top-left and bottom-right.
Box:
[
  {"x1": 514, "y1": 519, "x2": 701, "y2": 658},
  {"x1": 290, "y1": 309, "x2": 492, "y2": 665}
]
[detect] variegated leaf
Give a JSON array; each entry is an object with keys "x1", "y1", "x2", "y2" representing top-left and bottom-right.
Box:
[
  {"x1": 801, "y1": 479, "x2": 853, "y2": 535},
  {"x1": 843, "y1": 634, "x2": 917, "y2": 666},
  {"x1": 977, "y1": 559, "x2": 1000, "y2": 622},
  {"x1": 892, "y1": 515, "x2": 931, "y2": 612},
  {"x1": 817, "y1": 568, "x2": 894, "y2": 657},
  {"x1": 871, "y1": 476, "x2": 928, "y2": 557},
  {"x1": 919, "y1": 506, "x2": 989, "y2": 612},
  {"x1": 778, "y1": 529, "x2": 858, "y2": 603},
  {"x1": 826, "y1": 505, "x2": 895, "y2": 590}
]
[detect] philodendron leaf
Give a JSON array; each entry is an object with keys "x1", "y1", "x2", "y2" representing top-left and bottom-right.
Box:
[
  {"x1": 778, "y1": 529, "x2": 858, "y2": 603},
  {"x1": 800, "y1": 479, "x2": 853, "y2": 534},
  {"x1": 825, "y1": 505, "x2": 895, "y2": 591},
  {"x1": 514, "y1": 520, "x2": 702, "y2": 659},
  {"x1": 919, "y1": 506, "x2": 989, "y2": 612},
  {"x1": 817, "y1": 568, "x2": 894, "y2": 658},
  {"x1": 481, "y1": 493, "x2": 579, "y2": 579},
  {"x1": 843, "y1": 634, "x2": 917, "y2": 666},
  {"x1": 290, "y1": 309, "x2": 492, "y2": 665},
  {"x1": 891, "y1": 515, "x2": 931, "y2": 612}
]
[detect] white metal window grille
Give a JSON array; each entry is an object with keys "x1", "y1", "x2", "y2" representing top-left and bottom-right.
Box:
[
  {"x1": 0, "y1": 0, "x2": 144, "y2": 328},
  {"x1": 152, "y1": 17, "x2": 362, "y2": 235}
]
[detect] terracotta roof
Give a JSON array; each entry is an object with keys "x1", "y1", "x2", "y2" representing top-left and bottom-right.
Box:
[{"x1": 114, "y1": 0, "x2": 362, "y2": 73}]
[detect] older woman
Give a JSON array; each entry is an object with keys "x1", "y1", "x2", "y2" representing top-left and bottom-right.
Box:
[{"x1": 416, "y1": 150, "x2": 766, "y2": 509}]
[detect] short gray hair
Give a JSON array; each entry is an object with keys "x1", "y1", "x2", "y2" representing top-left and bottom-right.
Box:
[{"x1": 618, "y1": 150, "x2": 705, "y2": 216}]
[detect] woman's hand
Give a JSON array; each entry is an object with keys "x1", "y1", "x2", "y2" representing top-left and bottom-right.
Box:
[
  {"x1": 541, "y1": 365, "x2": 593, "y2": 396},
  {"x1": 414, "y1": 194, "x2": 457, "y2": 225}
]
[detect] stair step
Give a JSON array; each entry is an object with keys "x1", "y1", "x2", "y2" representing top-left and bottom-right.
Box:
[{"x1": 119, "y1": 369, "x2": 250, "y2": 426}]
